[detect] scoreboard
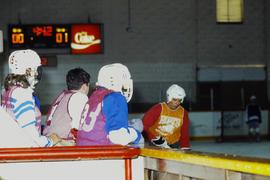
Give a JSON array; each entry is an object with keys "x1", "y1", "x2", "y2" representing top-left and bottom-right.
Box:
[
  {"x1": 8, "y1": 24, "x2": 103, "y2": 54},
  {"x1": 9, "y1": 24, "x2": 71, "y2": 49}
]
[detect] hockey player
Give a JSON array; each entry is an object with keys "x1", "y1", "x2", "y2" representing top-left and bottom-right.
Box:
[
  {"x1": 76, "y1": 63, "x2": 141, "y2": 146},
  {"x1": 1, "y1": 49, "x2": 60, "y2": 147},
  {"x1": 246, "y1": 95, "x2": 262, "y2": 142},
  {"x1": 142, "y1": 84, "x2": 191, "y2": 150},
  {"x1": 43, "y1": 67, "x2": 90, "y2": 146}
]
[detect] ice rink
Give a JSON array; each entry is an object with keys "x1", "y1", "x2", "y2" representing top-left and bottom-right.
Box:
[{"x1": 191, "y1": 140, "x2": 270, "y2": 159}]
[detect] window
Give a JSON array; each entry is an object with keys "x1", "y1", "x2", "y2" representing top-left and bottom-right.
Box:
[{"x1": 216, "y1": 0, "x2": 244, "y2": 23}]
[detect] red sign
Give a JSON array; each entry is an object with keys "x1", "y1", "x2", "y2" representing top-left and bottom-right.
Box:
[
  {"x1": 40, "y1": 57, "x2": 49, "y2": 66},
  {"x1": 40, "y1": 56, "x2": 57, "y2": 67},
  {"x1": 71, "y1": 24, "x2": 102, "y2": 54}
]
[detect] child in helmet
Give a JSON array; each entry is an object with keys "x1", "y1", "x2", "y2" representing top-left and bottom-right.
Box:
[
  {"x1": 246, "y1": 95, "x2": 262, "y2": 142},
  {"x1": 76, "y1": 63, "x2": 141, "y2": 146},
  {"x1": 142, "y1": 84, "x2": 191, "y2": 150},
  {"x1": 1, "y1": 49, "x2": 60, "y2": 147},
  {"x1": 43, "y1": 67, "x2": 90, "y2": 146}
]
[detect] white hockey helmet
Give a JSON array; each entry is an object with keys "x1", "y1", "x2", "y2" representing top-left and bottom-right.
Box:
[
  {"x1": 250, "y1": 95, "x2": 256, "y2": 101},
  {"x1": 96, "y1": 63, "x2": 133, "y2": 102},
  {"x1": 8, "y1": 49, "x2": 41, "y2": 75},
  {"x1": 166, "y1": 84, "x2": 186, "y2": 103},
  {"x1": 249, "y1": 95, "x2": 257, "y2": 103}
]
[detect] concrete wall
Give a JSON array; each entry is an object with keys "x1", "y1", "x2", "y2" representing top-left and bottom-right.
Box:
[{"x1": 0, "y1": 0, "x2": 268, "y2": 107}]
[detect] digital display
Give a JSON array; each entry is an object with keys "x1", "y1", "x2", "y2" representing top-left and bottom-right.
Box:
[{"x1": 8, "y1": 24, "x2": 71, "y2": 48}]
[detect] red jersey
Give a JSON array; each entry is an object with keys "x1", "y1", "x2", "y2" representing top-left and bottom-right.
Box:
[{"x1": 142, "y1": 102, "x2": 190, "y2": 148}]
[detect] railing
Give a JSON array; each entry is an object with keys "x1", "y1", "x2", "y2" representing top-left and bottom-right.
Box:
[
  {"x1": 141, "y1": 146, "x2": 270, "y2": 180},
  {"x1": 0, "y1": 145, "x2": 142, "y2": 180},
  {"x1": 1, "y1": 145, "x2": 270, "y2": 180}
]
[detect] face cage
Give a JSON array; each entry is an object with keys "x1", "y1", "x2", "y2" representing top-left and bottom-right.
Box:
[
  {"x1": 122, "y1": 79, "x2": 133, "y2": 102},
  {"x1": 26, "y1": 67, "x2": 40, "y2": 89}
]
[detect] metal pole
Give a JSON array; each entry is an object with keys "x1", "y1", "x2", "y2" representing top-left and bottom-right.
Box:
[
  {"x1": 125, "y1": 158, "x2": 132, "y2": 180},
  {"x1": 210, "y1": 88, "x2": 214, "y2": 110}
]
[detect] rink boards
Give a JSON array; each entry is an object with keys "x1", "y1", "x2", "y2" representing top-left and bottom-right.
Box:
[
  {"x1": 142, "y1": 146, "x2": 270, "y2": 179},
  {"x1": 0, "y1": 145, "x2": 269, "y2": 180},
  {"x1": 0, "y1": 145, "x2": 143, "y2": 180}
]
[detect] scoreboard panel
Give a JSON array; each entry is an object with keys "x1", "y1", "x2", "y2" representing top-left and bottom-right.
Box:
[{"x1": 8, "y1": 24, "x2": 70, "y2": 48}]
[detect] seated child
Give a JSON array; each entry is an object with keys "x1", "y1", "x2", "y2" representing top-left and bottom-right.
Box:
[
  {"x1": 76, "y1": 63, "x2": 141, "y2": 146},
  {"x1": 43, "y1": 67, "x2": 90, "y2": 146}
]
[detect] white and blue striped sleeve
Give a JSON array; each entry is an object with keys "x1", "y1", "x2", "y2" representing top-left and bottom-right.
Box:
[{"x1": 12, "y1": 88, "x2": 53, "y2": 147}]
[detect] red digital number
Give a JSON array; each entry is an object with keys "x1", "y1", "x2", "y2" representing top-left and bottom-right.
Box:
[{"x1": 32, "y1": 26, "x2": 53, "y2": 37}]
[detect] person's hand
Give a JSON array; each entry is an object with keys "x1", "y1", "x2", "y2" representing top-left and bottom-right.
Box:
[
  {"x1": 70, "y1": 128, "x2": 78, "y2": 140},
  {"x1": 151, "y1": 136, "x2": 170, "y2": 148},
  {"x1": 49, "y1": 133, "x2": 61, "y2": 145}
]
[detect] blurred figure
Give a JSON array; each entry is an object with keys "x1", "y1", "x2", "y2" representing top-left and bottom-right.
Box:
[
  {"x1": 76, "y1": 63, "x2": 141, "y2": 146},
  {"x1": 1, "y1": 49, "x2": 60, "y2": 147},
  {"x1": 129, "y1": 118, "x2": 145, "y2": 144},
  {"x1": 142, "y1": 84, "x2": 191, "y2": 150},
  {"x1": 43, "y1": 67, "x2": 90, "y2": 146},
  {"x1": 246, "y1": 95, "x2": 262, "y2": 142}
]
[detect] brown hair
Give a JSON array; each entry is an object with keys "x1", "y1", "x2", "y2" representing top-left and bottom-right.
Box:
[{"x1": 4, "y1": 74, "x2": 30, "y2": 90}]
